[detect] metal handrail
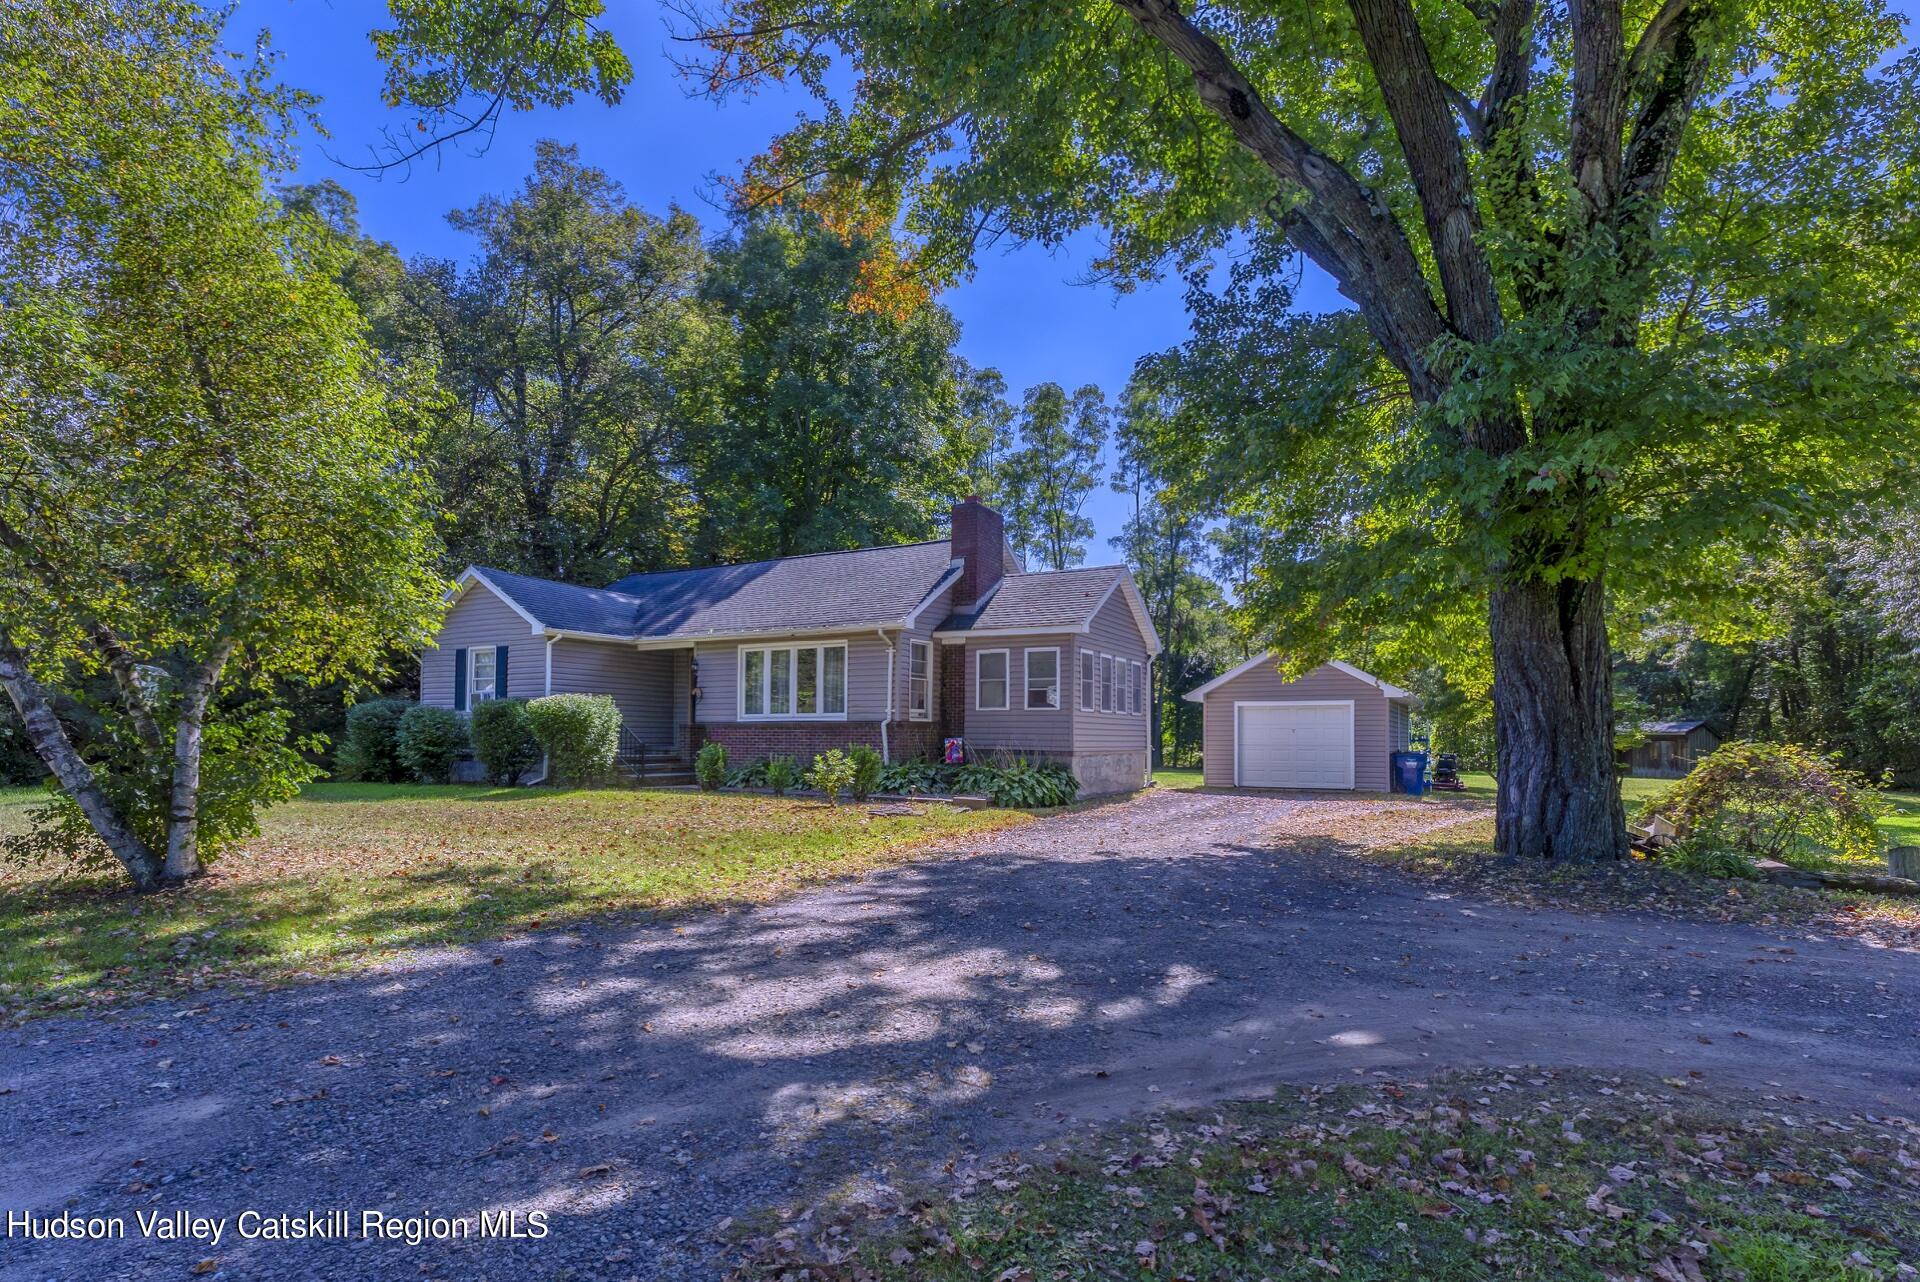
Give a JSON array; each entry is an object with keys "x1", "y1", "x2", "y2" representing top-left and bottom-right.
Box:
[{"x1": 616, "y1": 726, "x2": 647, "y2": 777}]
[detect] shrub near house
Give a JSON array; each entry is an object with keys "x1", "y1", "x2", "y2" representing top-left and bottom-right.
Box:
[
  {"x1": 336, "y1": 699, "x2": 412, "y2": 782},
  {"x1": 471, "y1": 698, "x2": 540, "y2": 784},
  {"x1": 1651, "y1": 741, "x2": 1890, "y2": 873},
  {"x1": 397, "y1": 705, "x2": 468, "y2": 784},
  {"x1": 527, "y1": 694, "x2": 621, "y2": 785}
]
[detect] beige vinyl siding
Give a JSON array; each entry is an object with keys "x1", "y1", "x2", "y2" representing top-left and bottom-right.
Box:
[
  {"x1": 1199, "y1": 662, "x2": 1391, "y2": 791},
  {"x1": 670, "y1": 648, "x2": 694, "y2": 740},
  {"x1": 1388, "y1": 700, "x2": 1412, "y2": 754},
  {"x1": 694, "y1": 631, "x2": 893, "y2": 724},
  {"x1": 550, "y1": 639, "x2": 677, "y2": 743},
  {"x1": 1070, "y1": 592, "x2": 1151, "y2": 754},
  {"x1": 420, "y1": 583, "x2": 542, "y2": 710},
  {"x1": 962, "y1": 635, "x2": 1076, "y2": 753}
]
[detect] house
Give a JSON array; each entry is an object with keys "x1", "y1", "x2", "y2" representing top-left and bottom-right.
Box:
[
  {"x1": 1622, "y1": 719, "x2": 1718, "y2": 778},
  {"x1": 421, "y1": 498, "x2": 1162, "y2": 795},
  {"x1": 1182, "y1": 655, "x2": 1416, "y2": 791}
]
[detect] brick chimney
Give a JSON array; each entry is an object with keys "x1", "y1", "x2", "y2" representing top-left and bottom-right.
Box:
[{"x1": 950, "y1": 496, "x2": 1005, "y2": 611}]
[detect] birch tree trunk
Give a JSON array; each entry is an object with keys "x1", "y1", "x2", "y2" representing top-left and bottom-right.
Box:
[
  {"x1": 163, "y1": 638, "x2": 235, "y2": 881},
  {"x1": 0, "y1": 639, "x2": 164, "y2": 889}
]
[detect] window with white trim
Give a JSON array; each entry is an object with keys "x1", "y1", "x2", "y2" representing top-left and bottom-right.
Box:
[
  {"x1": 908, "y1": 639, "x2": 932, "y2": 721},
  {"x1": 1024, "y1": 647, "x2": 1060, "y2": 709},
  {"x1": 1131, "y1": 661, "x2": 1144, "y2": 715},
  {"x1": 1100, "y1": 654, "x2": 1114, "y2": 712},
  {"x1": 470, "y1": 647, "x2": 498, "y2": 704},
  {"x1": 1079, "y1": 649, "x2": 1096, "y2": 711},
  {"x1": 976, "y1": 649, "x2": 1009, "y2": 711},
  {"x1": 739, "y1": 642, "x2": 847, "y2": 719}
]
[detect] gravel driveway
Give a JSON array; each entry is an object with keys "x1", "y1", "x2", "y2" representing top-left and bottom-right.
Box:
[{"x1": 5, "y1": 788, "x2": 1916, "y2": 1280}]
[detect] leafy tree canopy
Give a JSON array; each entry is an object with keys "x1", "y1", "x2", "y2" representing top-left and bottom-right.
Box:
[
  {"x1": 0, "y1": 0, "x2": 446, "y2": 886},
  {"x1": 314, "y1": 0, "x2": 1920, "y2": 857}
]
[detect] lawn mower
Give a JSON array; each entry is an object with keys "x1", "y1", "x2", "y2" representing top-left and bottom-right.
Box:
[{"x1": 1430, "y1": 752, "x2": 1467, "y2": 791}]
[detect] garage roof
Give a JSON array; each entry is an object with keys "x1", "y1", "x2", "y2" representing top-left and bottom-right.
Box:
[{"x1": 1181, "y1": 654, "x2": 1416, "y2": 703}]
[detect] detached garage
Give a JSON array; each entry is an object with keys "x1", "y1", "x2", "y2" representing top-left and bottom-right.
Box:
[{"x1": 1183, "y1": 656, "x2": 1416, "y2": 791}]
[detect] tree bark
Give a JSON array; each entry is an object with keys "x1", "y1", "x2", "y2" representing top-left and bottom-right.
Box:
[
  {"x1": 1488, "y1": 573, "x2": 1629, "y2": 861},
  {"x1": 0, "y1": 639, "x2": 163, "y2": 889},
  {"x1": 163, "y1": 639, "x2": 235, "y2": 881}
]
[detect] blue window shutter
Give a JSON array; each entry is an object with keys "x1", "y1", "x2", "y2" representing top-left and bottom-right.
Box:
[
  {"x1": 496, "y1": 645, "x2": 510, "y2": 699},
  {"x1": 453, "y1": 648, "x2": 468, "y2": 711}
]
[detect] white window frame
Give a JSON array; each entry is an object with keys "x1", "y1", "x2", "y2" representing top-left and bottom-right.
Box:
[
  {"x1": 1131, "y1": 661, "x2": 1144, "y2": 715},
  {"x1": 1079, "y1": 649, "x2": 1096, "y2": 712},
  {"x1": 470, "y1": 647, "x2": 498, "y2": 704},
  {"x1": 1023, "y1": 647, "x2": 1061, "y2": 711},
  {"x1": 975, "y1": 648, "x2": 1010, "y2": 712},
  {"x1": 1100, "y1": 654, "x2": 1115, "y2": 712},
  {"x1": 907, "y1": 639, "x2": 933, "y2": 722},
  {"x1": 738, "y1": 642, "x2": 848, "y2": 721}
]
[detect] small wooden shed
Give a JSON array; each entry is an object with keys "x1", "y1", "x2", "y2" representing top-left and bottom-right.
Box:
[
  {"x1": 1623, "y1": 719, "x2": 1719, "y2": 777},
  {"x1": 1182, "y1": 656, "x2": 1416, "y2": 791}
]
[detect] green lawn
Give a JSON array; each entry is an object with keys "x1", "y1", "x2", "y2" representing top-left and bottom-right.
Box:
[
  {"x1": 1157, "y1": 766, "x2": 1920, "y2": 847},
  {"x1": 736, "y1": 1070, "x2": 1918, "y2": 1281},
  {"x1": 1451, "y1": 771, "x2": 1672, "y2": 813},
  {"x1": 1150, "y1": 767, "x2": 1205, "y2": 791},
  {"x1": 1457, "y1": 773, "x2": 1920, "y2": 849},
  {"x1": 0, "y1": 782, "x2": 1026, "y2": 1022},
  {"x1": 1156, "y1": 767, "x2": 1674, "y2": 810},
  {"x1": 1882, "y1": 789, "x2": 1920, "y2": 847}
]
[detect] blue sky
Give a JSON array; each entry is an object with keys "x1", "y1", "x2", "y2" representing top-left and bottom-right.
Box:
[
  {"x1": 240, "y1": 0, "x2": 1912, "y2": 566},
  {"x1": 238, "y1": 0, "x2": 1351, "y2": 561}
]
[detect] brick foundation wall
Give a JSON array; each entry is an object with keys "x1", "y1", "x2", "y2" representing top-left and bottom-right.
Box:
[
  {"x1": 891, "y1": 719, "x2": 942, "y2": 762},
  {"x1": 703, "y1": 720, "x2": 939, "y2": 762}
]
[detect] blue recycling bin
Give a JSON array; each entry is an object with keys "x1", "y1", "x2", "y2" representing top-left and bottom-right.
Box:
[{"x1": 1391, "y1": 750, "x2": 1429, "y2": 796}]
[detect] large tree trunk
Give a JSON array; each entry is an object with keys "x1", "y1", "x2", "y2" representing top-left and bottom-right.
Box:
[
  {"x1": 0, "y1": 640, "x2": 164, "y2": 889},
  {"x1": 1489, "y1": 573, "x2": 1629, "y2": 862},
  {"x1": 162, "y1": 640, "x2": 234, "y2": 881}
]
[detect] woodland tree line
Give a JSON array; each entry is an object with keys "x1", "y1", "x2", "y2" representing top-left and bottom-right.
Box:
[
  {"x1": 7, "y1": 135, "x2": 1917, "y2": 795},
  {"x1": 5, "y1": 0, "x2": 1918, "y2": 889}
]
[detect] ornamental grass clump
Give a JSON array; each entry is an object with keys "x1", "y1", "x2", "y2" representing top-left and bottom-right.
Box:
[{"x1": 1650, "y1": 741, "x2": 1889, "y2": 871}]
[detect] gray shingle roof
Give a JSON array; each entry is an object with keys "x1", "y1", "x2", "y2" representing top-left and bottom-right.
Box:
[
  {"x1": 936, "y1": 565, "x2": 1126, "y2": 632},
  {"x1": 1643, "y1": 719, "x2": 1709, "y2": 735},
  {"x1": 471, "y1": 539, "x2": 961, "y2": 640},
  {"x1": 473, "y1": 567, "x2": 650, "y2": 637}
]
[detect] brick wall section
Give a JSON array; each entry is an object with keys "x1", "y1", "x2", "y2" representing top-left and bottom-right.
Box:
[
  {"x1": 950, "y1": 497, "x2": 1004, "y2": 610},
  {"x1": 937, "y1": 648, "x2": 967, "y2": 748},
  {"x1": 891, "y1": 720, "x2": 941, "y2": 763},
  {"x1": 701, "y1": 720, "x2": 934, "y2": 763}
]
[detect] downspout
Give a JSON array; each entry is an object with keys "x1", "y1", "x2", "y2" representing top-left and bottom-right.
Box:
[
  {"x1": 527, "y1": 633, "x2": 558, "y2": 785},
  {"x1": 877, "y1": 627, "x2": 893, "y2": 765}
]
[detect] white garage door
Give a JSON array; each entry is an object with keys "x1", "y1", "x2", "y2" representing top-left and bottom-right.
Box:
[{"x1": 1235, "y1": 702, "x2": 1355, "y2": 789}]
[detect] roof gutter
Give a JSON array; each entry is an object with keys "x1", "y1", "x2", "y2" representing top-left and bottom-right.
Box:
[
  {"x1": 629, "y1": 621, "x2": 906, "y2": 650},
  {"x1": 542, "y1": 626, "x2": 642, "y2": 645}
]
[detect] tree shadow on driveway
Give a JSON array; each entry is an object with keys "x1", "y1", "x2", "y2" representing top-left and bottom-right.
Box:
[{"x1": 5, "y1": 806, "x2": 1918, "y2": 1281}]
